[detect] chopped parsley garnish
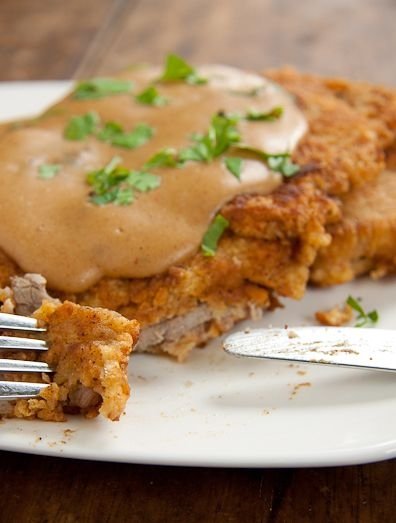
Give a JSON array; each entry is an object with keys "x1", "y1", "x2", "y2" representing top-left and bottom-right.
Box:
[
  {"x1": 160, "y1": 54, "x2": 207, "y2": 85},
  {"x1": 73, "y1": 78, "x2": 133, "y2": 100},
  {"x1": 266, "y1": 154, "x2": 300, "y2": 177},
  {"x1": 64, "y1": 113, "x2": 153, "y2": 150},
  {"x1": 201, "y1": 214, "x2": 229, "y2": 256},
  {"x1": 179, "y1": 113, "x2": 240, "y2": 163},
  {"x1": 346, "y1": 296, "x2": 379, "y2": 328},
  {"x1": 246, "y1": 106, "x2": 283, "y2": 121},
  {"x1": 176, "y1": 112, "x2": 298, "y2": 179},
  {"x1": 97, "y1": 122, "x2": 154, "y2": 149},
  {"x1": 136, "y1": 86, "x2": 168, "y2": 106},
  {"x1": 64, "y1": 111, "x2": 99, "y2": 140},
  {"x1": 144, "y1": 148, "x2": 179, "y2": 169},
  {"x1": 38, "y1": 163, "x2": 61, "y2": 180},
  {"x1": 224, "y1": 157, "x2": 243, "y2": 180},
  {"x1": 96, "y1": 121, "x2": 122, "y2": 141},
  {"x1": 235, "y1": 146, "x2": 300, "y2": 177},
  {"x1": 87, "y1": 156, "x2": 161, "y2": 206},
  {"x1": 126, "y1": 170, "x2": 161, "y2": 192}
]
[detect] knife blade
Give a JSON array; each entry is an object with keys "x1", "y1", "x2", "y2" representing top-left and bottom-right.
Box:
[{"x1": 223, "y1": 327, "x2": 396, "y2": 372}]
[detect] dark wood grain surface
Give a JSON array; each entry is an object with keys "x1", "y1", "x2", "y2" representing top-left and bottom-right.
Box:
[{"x1": 0, "y1": 1, "x2": 395, "y2": 521}]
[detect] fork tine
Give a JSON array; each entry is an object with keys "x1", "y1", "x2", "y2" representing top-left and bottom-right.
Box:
[
  {"x1": 0, "y1": 314, "x2": 51, "y2": 400},
  {"x1": 0, "y1": 359, "x2": 53, "y2": 373},
  {"x1": 0, "y1": 336, "x2": 48, "y2": 351},
  {"x1": 0, "y1": 312, "x2": 46, "y2": 332},
  {"x1": 0, "y1": 380, "x2": 49, "y2": 400}
]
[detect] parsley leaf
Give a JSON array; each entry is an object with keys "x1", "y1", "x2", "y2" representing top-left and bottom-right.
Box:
[
  {"x1": 235, "y1": 146, "x2": 300, "y2": 178},
  {"x1": 87, "y1": 157, "x2": 161, "y2": 206},
  {"x1": 267, "y1": 154, "x2": 300, "y2": 177},
  {"x1": 144, "y1": 148, "x2": 179, "y2": 169},
  {"x1": 179, "y1": 142, "x2": 210, "y2": 163},
  {"x1": 346, "y1": 296, "x2": 379, "y2": 328},
  {"x1": 160, "y1": 54, "x2": 207, "y2": 85},
  {"x1": 224, "y1": 157, "x2": 243, "y2": 180},
  {"x1": 113, "y1": 188, "x2": 135, "y2": 206},
  {"x1": 178, "y1": 112, "x2": 298, "y2": 178},
  {"x1": 64, "y1": 111, "x2": 99, "y2": 140},
  {"x1": 246, "y1": 106, "x2": 284, "y2": 121},
  {"x1": 136, "y1": 86, "x2": 168, "y2": 106},
  {"x1": 126, "y1": 171, "x2": 161, "y2": 192},
  {"x1": 210, "y1": 114, "x2": 241, "y2": 156},
  {"x1": 38, "y1": 163, "x2": 61, "y2": 180},
  {"x1": 179, "y1": 113, "x2": 240, "y2": 164},
  {"x1": 96, "y1": 121, "x2": 123, "y2": 141},
  {"x1": 73, "y1": 78, "x2": 133, "y2": 100},
  {"x1": 201, "y1": 214, "x2": 229, "y2": 256},
  {"x1": 97, "y1": 122, "x2": 154, "y2": 149}
]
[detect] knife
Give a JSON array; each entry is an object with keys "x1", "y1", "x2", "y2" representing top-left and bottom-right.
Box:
[{"x1": 223, "y1": 327, "x2": 396, "y2": 372}]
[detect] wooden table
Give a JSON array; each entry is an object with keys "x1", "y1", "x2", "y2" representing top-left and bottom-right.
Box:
[{"x1": 1, "y1": 1, "x2": 395, "y2": 521}]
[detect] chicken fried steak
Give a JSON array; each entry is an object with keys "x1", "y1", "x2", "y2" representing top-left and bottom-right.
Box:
[{"x1": 0, "y1": 60, "x2": 395, "y2": 361}]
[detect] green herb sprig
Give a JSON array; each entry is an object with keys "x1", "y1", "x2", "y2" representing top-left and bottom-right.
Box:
[
  {"x1": 234, "y1": 145, "x2": 299, "y2": 177},
  {"x1": 224, "y1": 157, "x2": 243, "y2": 180},
  {"x1": 87, "y1": 156, "x2": 160, "y2": 206},
  {"x1": 64, "y1": 113, "x2": 154, "y2": 150},
  {"x1": 201, "y1": 214, "x2": 229, "y2": 256},
  {"x1": 346, "y1": 295, "x2": 379, "y2": 328},
  {"x1": 159, "y1": 54, "x2": 207, "y2": 85},
  {"x1": 245, "y1": 106, "x2": 284, "y2": 121},
  {"x1": 136, "y1": 86, "x2": 168, "y2": 106},
  {"x1": 73, "y1": 78, "x2": 133, "y2": 100},
  {"x1": 267, "y1": 154, "x2": 300, "y2": 177},
  {"x1": 143, "y1": 110, "x2": 298, "y2": 179},
  {"x1": 64, "y1": 111, "x2": 99, "y2": 140},
  {"x1": 97, "y1": 122, "x2": 154, "y2": 149},
  {"x1": 179, "y1": 113, "x2": 240, "y2": 164},
  {"x1": 144, "y1": 148, "x2": 179, "y2": 169}
]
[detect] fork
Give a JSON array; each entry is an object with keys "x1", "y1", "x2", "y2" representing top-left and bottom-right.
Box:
[{"x1": 0, "y1": 312, "x2": 53, "y2": 400}]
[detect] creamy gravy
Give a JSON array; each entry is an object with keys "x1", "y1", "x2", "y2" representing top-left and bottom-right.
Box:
[{"x1": 0, "y1": 65, "x2": 307, "y2": 292}]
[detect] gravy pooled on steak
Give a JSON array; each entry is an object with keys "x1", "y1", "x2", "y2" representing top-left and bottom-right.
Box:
[{"x1": 0, "y1": 64, "x2": 307, "y2": 293}]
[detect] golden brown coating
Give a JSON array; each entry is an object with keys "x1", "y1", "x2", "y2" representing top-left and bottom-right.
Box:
[
  {"x1": 322, "y1": 76, "x2": 396, "y2": 150},
  {"x1": 67, "y1": 69, "x2": 395, "y2": 332},
  {"x1": 311, "y1": 169, "x2": 396, "y2": 285},
  {"x1": 9, "y1": 300, "x2": 139, "y2": 421},
  {"x1": 266, "y1": 68, "x2": 389, "y2": 193},
  {"x1": 1, "y1": 68, "x2": 396, "y2": 359},
  {"x1": 270, "y1": 69, "x2": 396, "y2": 288},
  {"x1": 315, "y1": 304, "x2": 353, "y2": 327}
]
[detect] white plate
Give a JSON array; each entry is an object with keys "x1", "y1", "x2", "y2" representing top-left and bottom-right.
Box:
[{"x1": 0, "y1": 83, "x2": 395, "y2": 467}]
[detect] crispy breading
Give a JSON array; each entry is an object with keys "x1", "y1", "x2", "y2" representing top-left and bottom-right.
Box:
[
  {"x1": 278, "y1": 69, "x2": 396, "y2": 286},
  {"x1": 322, "y1": 76, "x2": 396, "y2": 149},
  {"x1": 7, "y1": 300, "x2": 139, "y2": 421},
  {"x1": 65, "y1": 69, "x2": 395, "y2": 344},
  {"x1": 0, "y1": 69, "x2": 396, "y2": 359},
  {"x1": 315, "y1": 304, "x2": 353, "y2": 327},
  {"x1": 311, "y1": 169, "x2": 396, "y2": 285},
  {"x1": 266, "y1": 68, "x2": 389, "y2": 192}
]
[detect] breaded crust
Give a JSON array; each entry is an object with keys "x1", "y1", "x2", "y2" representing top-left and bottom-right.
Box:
[
  {"x1": 69, "y1": 70, "x2": 394, "y2": 318},
  {"x1": 1, "y1": 69, "x2": 396, "y2": 358},
  {"x1": 2, "y1": 301, "x2": 139, "y2": 421},
  {"x1": 311, "y1": 168, "x2": 396, "y2": 285}
]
